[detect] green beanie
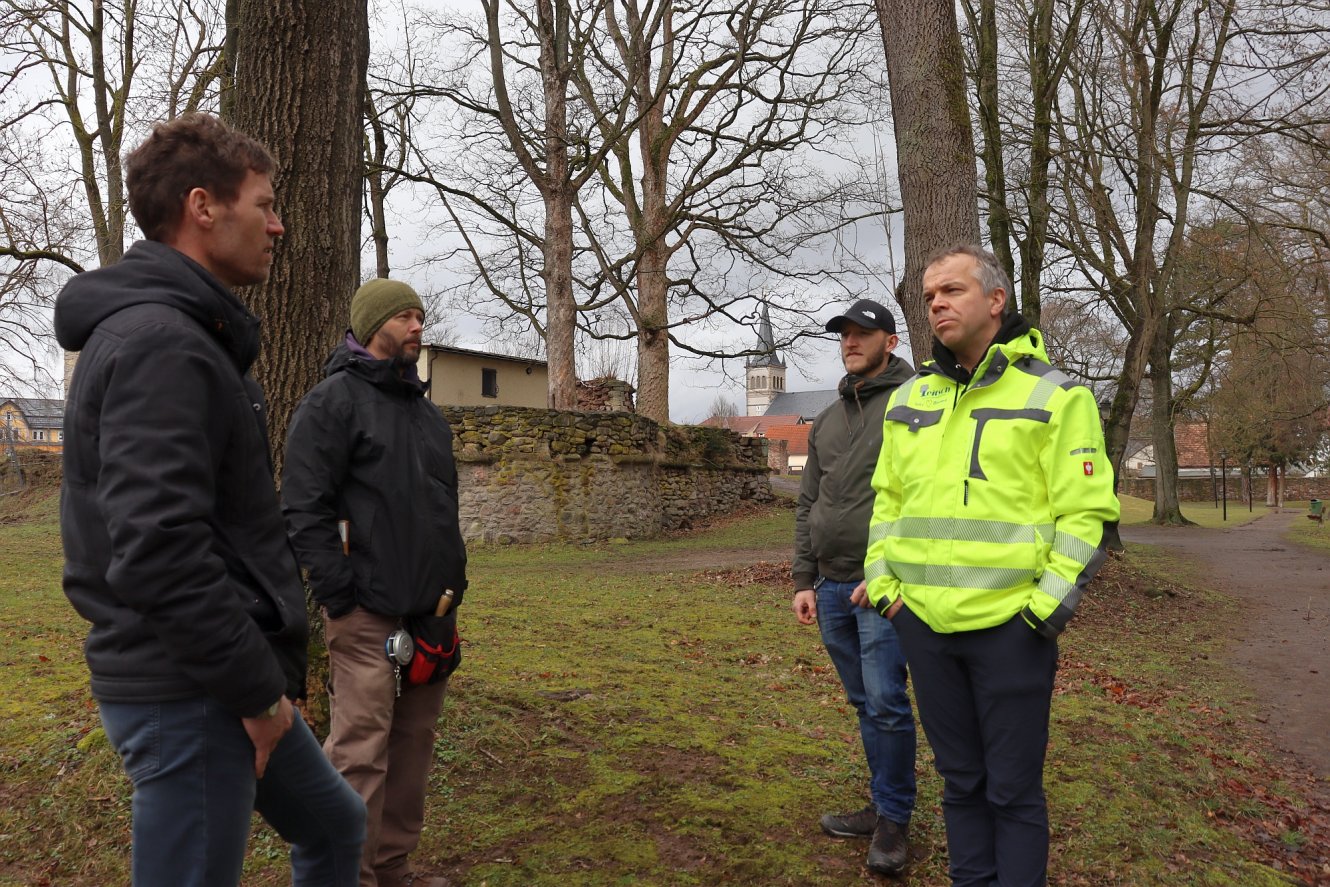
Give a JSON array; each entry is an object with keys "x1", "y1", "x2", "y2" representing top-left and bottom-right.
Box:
[{"x1": 350, "y1": 278, "x2": 424, "y2": 345}]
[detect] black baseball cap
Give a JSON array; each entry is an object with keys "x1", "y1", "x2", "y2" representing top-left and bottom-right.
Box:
[{"x1": 825, "y1": 299, "x2": 896, "y2": 334}]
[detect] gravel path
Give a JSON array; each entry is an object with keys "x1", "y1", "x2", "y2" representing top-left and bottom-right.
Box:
[{"x1": 1121, "y1": 509, "x2": 1330, "y2": 781}]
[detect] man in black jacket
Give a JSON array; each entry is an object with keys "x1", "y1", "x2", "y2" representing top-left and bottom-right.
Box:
[
  {"x1": 55, "y1": 113, "x2": 365, "y2": 887},
  {"x1": 282, "y1": 279, "x2": 467, "y2": 887},
  {"x1": 792, "y1": 299, "x2": 918, "y2": 876}
]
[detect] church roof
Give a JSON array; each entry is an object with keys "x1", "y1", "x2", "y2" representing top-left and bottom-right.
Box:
[
  {"x1": 745, "y1": 303, "x2": 784, "y2": 369},
  {"x1": 766, "y1": 390, "x2": 838, "y2": 422}
]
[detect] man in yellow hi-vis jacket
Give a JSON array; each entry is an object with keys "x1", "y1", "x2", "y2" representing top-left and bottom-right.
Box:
[{"x1": 863, "y1": 244, "x2": 1118, "y2": 886}]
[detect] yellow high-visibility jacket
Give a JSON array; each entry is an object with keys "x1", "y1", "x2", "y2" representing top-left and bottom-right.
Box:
[{"x1": 864, "y1": 327, "x2": 1119, "y2": 637}]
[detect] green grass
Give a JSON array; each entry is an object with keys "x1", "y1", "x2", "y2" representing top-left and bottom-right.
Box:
[
  {"x1": 1118, "y1": 493, "x2": 1266, "y2": 528},
  {"x1": 1285, "y1": 502, "x2": 1330, "y2": 552},
  {"x1": 0, "y1": 487, "x2": 1319, "y2": 885}
]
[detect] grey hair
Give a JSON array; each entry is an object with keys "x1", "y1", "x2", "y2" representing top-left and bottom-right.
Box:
[{"x1": 924, "y1": 243, "x2": 1013, "y2": 309}]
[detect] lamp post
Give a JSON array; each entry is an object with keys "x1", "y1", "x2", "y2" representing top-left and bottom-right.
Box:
[{"x1": 1220, "y1": 451, "x2": 1228, "y2": 521}]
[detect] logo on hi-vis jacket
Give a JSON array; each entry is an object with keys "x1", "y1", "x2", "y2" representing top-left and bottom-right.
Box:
[{"x1": 1083, "y1": 461, "x2": 1094, "y2": 476}]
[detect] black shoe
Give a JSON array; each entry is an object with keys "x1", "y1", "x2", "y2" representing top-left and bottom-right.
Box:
[
  {"x1": 819, "y1": 804, "x2": 878, "y2": 838},
  {"x1": 866, "y1": 816, "x2": 910, "y2": 876}
]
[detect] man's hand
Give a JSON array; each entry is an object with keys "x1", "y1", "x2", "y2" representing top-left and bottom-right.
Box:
[
  {"x1": 792, "y1": 589, "x2": 817, "y2": 625},
  {"x1": 850, "y1": 581, "x2": 869, "y2": 608},
  {"x1": 242, "y1": 696, "x2": 294, "y2": 779}
]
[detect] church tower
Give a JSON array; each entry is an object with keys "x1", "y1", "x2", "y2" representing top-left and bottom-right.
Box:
[{"x1": 745, "y1": 303, "x2": 785, "y2": 416}]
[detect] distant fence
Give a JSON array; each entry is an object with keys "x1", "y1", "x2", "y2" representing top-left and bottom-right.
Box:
[{"x1": 1120, "y1": 476, "x2": 1330, "y2": 502}]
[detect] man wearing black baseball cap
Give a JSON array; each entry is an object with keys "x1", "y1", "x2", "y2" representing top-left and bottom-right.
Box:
[
  {"x1": 824, "y1": 298, "x2": 897, "y2": 336},
  {"x1": 792, "y1": 298, "x2": 919, "y2": 876}
]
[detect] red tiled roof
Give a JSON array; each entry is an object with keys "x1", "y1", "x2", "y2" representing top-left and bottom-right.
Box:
[
  {"x1": 699, "y1": 414, "x2": 802, "y2": 436},
  {"x1": 1174, "y1": 422, "x2": 1213, "y2": 468},
  {"x1": 765, "y1": 423, "x2": 811, "y2": 456}
]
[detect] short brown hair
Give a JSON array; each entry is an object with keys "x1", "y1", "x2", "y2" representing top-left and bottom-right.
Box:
[
  {"x1": 125, "y1": 113, "x2": 275, "y2": 242},
  {"x1": 924, "y1": 243, "x2": 1014, "y2": 311}
]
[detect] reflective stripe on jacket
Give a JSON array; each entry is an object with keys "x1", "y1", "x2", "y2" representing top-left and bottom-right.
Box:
[{"x1": 864, "y1": 327, "x2": 1119, "y2": 637}]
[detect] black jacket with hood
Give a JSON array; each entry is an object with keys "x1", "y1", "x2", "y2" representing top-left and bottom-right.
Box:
[
  {"x1": 794, "y1": 354, "x2": 915, "y2": 589},
  {"x1": 280, "y1": 337, "x2": 468, "y2": 620},
  {"x1": 54, "y1": 240, "x2": 308, "y2": 718}
]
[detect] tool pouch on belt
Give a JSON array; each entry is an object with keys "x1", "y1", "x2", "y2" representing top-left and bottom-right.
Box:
[{"x1": 403, "y1": 608, "x2": 461, "y2": 686}]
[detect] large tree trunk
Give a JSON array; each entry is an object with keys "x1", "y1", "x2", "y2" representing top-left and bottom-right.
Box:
[
  {"x1": 1149, "y1": 326, "x2": 1191, "y2": 525},
  {"x1": 226, "y1": 0, "x2": 369, "y2": 472},
  {"x1": 634, "y1": 87, "x2": 670, "y2": 424},
  {"x1": 874, "y1": 0, "x2": 980, "y2": 366},
  {"x1": 537, "y1": 0, "x2": 579, "y2": 411},
  {"x1": 543, "y1": 186, "x2": 579, "y2": 410},
  {"x1": 634, "y1": 226, "x2": 671, "y2": 424}
]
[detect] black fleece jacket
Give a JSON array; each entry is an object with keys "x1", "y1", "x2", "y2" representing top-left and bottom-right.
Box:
[
  {"x1": 793, "y1": 354, "x2": 916, "y2": 589},
  {"x1": 54, "y1": 240, "x2": 308, "y2": 718},
  {"x1": 281, "y1": 339, "x2": 468, "y2": 620}
]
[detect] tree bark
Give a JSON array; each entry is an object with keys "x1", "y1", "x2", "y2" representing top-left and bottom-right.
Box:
[
  {"x1": 966, "y1": 0, "x2": 1014, "y2": 292},
  {"x1": 226, "y1": 0, "x2": 369, "y2": 471},
  {"x1": 536, "y1": 0, "x2": 579, "y2": 411},
  {"x1": 874, "y1": 0, "x2": 981, "y2": 366},
  {"x1": 1149, "y1": 325, "x2": 1191, "y2": 524}
]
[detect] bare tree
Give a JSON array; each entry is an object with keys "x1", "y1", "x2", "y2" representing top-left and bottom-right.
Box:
[
  {"x1": 703, "y1": 393, "x2": 740, "y2": 425},
  {"x1": 393, "y1": 0, "x2": 636, "y2": 410},
  {"x1": 364, "y1": 7, "x2": 421, "y2": 281},
  {"x1": 568, "y1": 0, "x2": 881, "y2": 421},
  {"x1": 961, "y1": 0, "x2": 1085, "y2": 322},
  {"x1": 381, "y1": 0, "x2": 883, "y2": 421},
  {"x1": 1048, "y1": 0, "x2": 1330, "y2": 493},
  {"x1": 1, "y1": 0, "x2": 226, "y2": 391}
]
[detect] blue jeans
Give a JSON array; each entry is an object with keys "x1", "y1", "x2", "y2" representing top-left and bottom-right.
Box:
[
  {"x1": 816, "y1": 577, "x2": 917, "y2": 824},
  {"x1": 100, "y1": 697, "x2": 367, "y2": 887}
]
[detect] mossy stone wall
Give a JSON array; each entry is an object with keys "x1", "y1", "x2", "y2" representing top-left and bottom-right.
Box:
[{"x1": 442, "y1": 406, "x2": 772, "y2": 543}]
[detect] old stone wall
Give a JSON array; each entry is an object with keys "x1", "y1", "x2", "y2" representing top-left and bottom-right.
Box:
[
  {"x1": 766, "y1": 438, "x2": 789, "y2": 474},
  {"x1": 1120, "y1": 476, "x2": 1330, "y2": 502},
  {"x1": 442, "y1": 405, "x2": 772, "y2": 543}
]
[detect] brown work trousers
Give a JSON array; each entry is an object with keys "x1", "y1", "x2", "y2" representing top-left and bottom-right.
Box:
[{"x1": 324, "y1": 608, "x2": 449, "y2": 887}]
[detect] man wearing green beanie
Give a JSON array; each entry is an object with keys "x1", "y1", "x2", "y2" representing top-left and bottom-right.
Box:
[
  {"x1": 282, "y1": 278, "x2": 467, "y2": 887},
  {"x1": 350, "y1": 278, "x2": 425, "y2": 350}
]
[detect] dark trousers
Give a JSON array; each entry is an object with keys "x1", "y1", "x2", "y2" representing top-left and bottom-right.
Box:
[
  {"x1": 100, "y1": 698, "x2": 366, "y2": 887},
  {"x1": 891, "y1": 606, "x2": 1058, "y2": 887}
]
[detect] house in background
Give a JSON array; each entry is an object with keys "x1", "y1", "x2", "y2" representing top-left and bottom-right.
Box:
[
  {"x1": 1127, "y1": 422, "x2": 1218, "y2": 479},
  {"x1": 416, "y1": 344, "x2": 549, "y2": 409},
  {"x1": 765, "y1": 423, "x2": 811, "y2": 472},
  {"x1": 1, "y1": 397, "x2": 64, "y2": 453}
]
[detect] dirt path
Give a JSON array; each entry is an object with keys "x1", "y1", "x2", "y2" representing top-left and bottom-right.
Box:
[{"x1": 1121, "y1": 510, "x2": 1330, "y2": 782}]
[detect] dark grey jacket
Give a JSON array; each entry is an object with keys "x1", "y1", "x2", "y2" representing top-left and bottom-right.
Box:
[
  {"x1": 793, "y1": 355, "x2": 915, "y2": 589},
  {"x1": 55, "y1": 240, "x2": 308, "y2": 718},
  {"x1": 281, "y1": 339, "x2": 467, "y2": 620}
]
